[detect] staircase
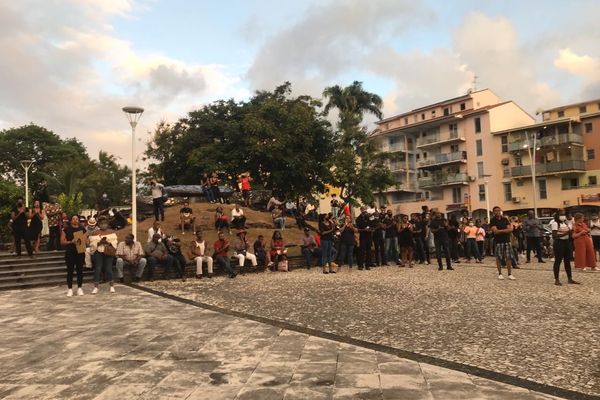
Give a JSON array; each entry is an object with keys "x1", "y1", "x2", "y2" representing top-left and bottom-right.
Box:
[{"x1": 0, "y1": 251, "x2": 94, "y2": 290}]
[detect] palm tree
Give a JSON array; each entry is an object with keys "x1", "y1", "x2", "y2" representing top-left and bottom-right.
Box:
[{"x1": 323, "y1": 81, "x2": 383, "y2": 127}]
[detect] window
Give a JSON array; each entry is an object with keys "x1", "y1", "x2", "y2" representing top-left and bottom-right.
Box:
[
  {"x1": 557, "y1": 110, "x2": 564, "y2": 118},
  {"x1": 404, "y1": 117, "x2": 408, "y2": 125},
  {"x1": 503, "y1": 166, "x2": 510, "y2": 178},
  {"x1": 477, "y1": 161, "x2": 484, "y2": 178},
  {"x1": 579, "y1": 105, "x2": 587, "y2": 113},
  {"x1": 588, "y1": 149, "x2": 596, "y2": 160},
  {"x1": 538, "y1": 179, "x2": 547, "y2": 199},
  {"x1": 501, "y1": 135, "x2": 508, "y2": 152},
  {"x1": 450, "y1": 144, "x2": 459, "y2": 152},
  {"x1": 503, "y1": 183, "x2": 512, "y2": 202},
  {"x1": 449, "y1": 123, "x2": 458, "y2": 135},
  {"x1": 452, "y1": 187, "x2": 461, "y2": 204},
  {"x1": 431, "y1": 110, "x2": 436, "y2": 117},
  {"x1": 421, "y1": 113, "x2": 425, "y2": 120},
  {"x1": 478, "y1": 184, "x2": 485, "y2": 201},
  {"x1": 476, "y1": 139, "x2": 483, "y2": 156},
  {"x1": 516, "y1": 180, "x2": 524, "y2": 187},
  {"x1": 443, "y1": 107, "x2": 450, "y2": 116},
  {"x1": 585, "y1": 122, "x2": 593, "y2": 133},
  {"x1": 589, "y1": 176, "x2": 598, "y2": 186},
  {"x1": 416, "y1": 153, "x2": 420, "y2": 160},
  {"x1": 515, "y1": 156, "x2": 522, "y2": 166},
  {"x1": 474, "y1": 117, "x2": 481, "y2": 133},
  {"x1": 460, "y1": 103, "x2": 466, "y2": 111},
  {"x1": 423, "y1": 151, "x2": 428, "y2": 159}
]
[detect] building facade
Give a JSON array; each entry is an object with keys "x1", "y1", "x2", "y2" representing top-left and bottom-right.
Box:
[{"x1": 372, "y1": 89, "x2": 534, "y2": 219}]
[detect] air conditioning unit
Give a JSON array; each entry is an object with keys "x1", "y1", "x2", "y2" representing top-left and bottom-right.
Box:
[
  {"x1": 512, "y1": 197, "x2": 521, "y2": 203},
  {"x1": 501, "y1": 158, "x2": 510, "y2": 165},
  {"x1": 468, "y1": 176, "x2": 476, "y2": 182}
]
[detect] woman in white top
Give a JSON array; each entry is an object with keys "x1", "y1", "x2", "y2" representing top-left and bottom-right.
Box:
[
  {"x1": 549, "y1": 210, "x2": 579, "y2": 286},
  {"x1": 89, "y1": 216, "x2": 118, "y2": 293},
  {"x1": 590, "y1": 214, "x2": 600, "y2": 262}
]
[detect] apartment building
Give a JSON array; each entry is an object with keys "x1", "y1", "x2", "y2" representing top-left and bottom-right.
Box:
[
  {"x1": 371, "y1": 89, "x2": 534, "y2": 218},
  {"x1": 492, "y1": 98, "x2": 600, "y2": 216}
]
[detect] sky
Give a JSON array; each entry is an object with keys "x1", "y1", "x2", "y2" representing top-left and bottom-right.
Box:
[{"x1": 1, "y1": 0, "x2": 600, "y2": 166}]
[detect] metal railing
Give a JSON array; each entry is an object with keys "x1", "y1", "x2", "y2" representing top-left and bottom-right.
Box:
[
  {"x1": 507, "y1": 133, "x2": 583, "y2": 152},
  {"x1": 418, "y1": 173, "x2": 469, "y2": 187},
  {"x1": 511, "y1": 160, "x2": 586, "y2": 177},
  {"x1": 418, "y1": 151, "x2": 466, "y2": 167},
  {"x1": 417, "y1": 130, "x2": 464, "y2": 147}
]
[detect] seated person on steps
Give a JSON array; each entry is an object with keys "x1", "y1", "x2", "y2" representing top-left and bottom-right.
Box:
[
  {"x1": 179, "y1": 200, "x2": 196, "y2": 235},
  {"x1": 189, "y1": 231, "x2": 213, "y2": 279},
  {"x1": 115, "y1": 233, "x2": 147, "y2": 283},
  {"x1": 233, "y1": 229, "x2": 258, "y2": 269},
  {"x1": 231, "y1": 204, "x2": 246, "y2": 229}
]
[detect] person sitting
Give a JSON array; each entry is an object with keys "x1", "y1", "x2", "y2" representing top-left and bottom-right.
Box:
[
  {"x1": 179, "y1": 200, "x2": 197, "y2": 235},
  {"x1": 300, "y1": 227, "x2": 321, "y2": 269},
  {"x1": 231, "y1": 204, "x2": 247, "y2": 229},
  {"x1": 214, "y1": 206, "x2": 230, "y2": 232},
  {"x1": 109, "y1": 208, "x2": 127, "y2": 230},
  {"x1": 147, "y1": 221, "x2": 165, "y2": 243},
  {"x1": 272, "y1": 205, "x2": 285, "y2": 230},
  {"x1": 144, "y1": 233, "x2": 176, "y2": 281},
  {"x1": 165, "y1": 236, "x2": 187, "y2": 281},
  {"x1": 284, "y1": 200, "x2": 297, "y2": 217},
  {"x1": 213, "y1": 231, "x2": 236, "y2": 278},
  {"x1": 233, "y1": 229, "x2": 258, "y2": 270},
  {"x1": 189, "y1": 231, "x2": 213, "y2": 279},
  {"x1": 269, "y1": 230, "x2": 288, "y2": 271},
  {"x1": 253, "y1": 235, "x2": 268, "y2": 270},
  {"x1": 267, "y1": 195, "x2": 282, "y2": 212},
  {"x1": 115, "y1": 233, "x2": 147, "y2": 283}
]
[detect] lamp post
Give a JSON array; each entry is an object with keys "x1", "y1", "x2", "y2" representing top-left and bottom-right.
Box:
[
  {"x1": 19, "y1": 160, "x2": 33, "y2": 207},
  {"x1": 122, "y1": 106, "x2": 144, "y2": 241},
  {"x1": 523, "y1": 131, "x2": 538, "y2": 218},
  {"x1": 482, "y1": 174, "x2": 492, "y2": 222}
]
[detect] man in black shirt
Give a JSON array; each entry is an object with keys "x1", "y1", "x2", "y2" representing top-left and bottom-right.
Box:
[
  {"x1": 355, "y1": 207, "x2": 373, "y2": 270},
  {"x1": 372, "y1": 207, "x2": 387, "y2": 266},
  {"x1": 489, "y1": 206, "x2": 515, "y2": 280},
  {"x1": 412, "y1": 214, "x2": 425, "y2": 264},
  {"x1": 179, "y1": 201, "x2": 196, "y2": 235},
  {"x1": 384, "y1": 209, "x2": 398, "y2": 264},
  {"x1": 429, "y1": 211, "x2": 453, "y2": 271}
]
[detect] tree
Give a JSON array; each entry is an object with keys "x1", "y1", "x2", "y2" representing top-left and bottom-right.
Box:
[
  {"x1": 0, "y1": 178, "x2": 22, "y2": 242},
  {"x1": 323, "y1": 81, "x2": 394, "y2": 204}
]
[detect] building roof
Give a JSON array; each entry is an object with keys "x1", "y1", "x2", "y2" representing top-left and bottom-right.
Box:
[
  {"x1": 541, "y1": 98, "x2": 600, "y2": 113},
  {"x1": 491, "y1": 116, "x2": 580, "y2": 135}
]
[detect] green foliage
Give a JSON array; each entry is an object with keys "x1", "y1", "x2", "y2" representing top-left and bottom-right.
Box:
[
  {"x1": 0, "y1": 179, "x2": 22, "y2": 242},
  {"x1": 323, "y1": 81, "x2": 394, "y2": 205},
  {"x1": 57, "y1": 192, "x2": 85, "y2": 217}
]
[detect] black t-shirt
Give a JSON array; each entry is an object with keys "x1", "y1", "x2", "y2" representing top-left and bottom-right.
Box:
[
  {"x1": 341, "y1": 225, "x2": 355, "y2": 244},
  {"x1": 319, "y1": 220, "x2": 334, "y2": 241},
  {"x1": 429, "y1": 219, "x2": 449, "y2": 241},
  {"x1": 356, "y1": 214, "x2": 371, "y2": 236},
  {"x1": 417, "y1": 220, "x2": 428, "y2": 238},
  {"x1": 12, "y1": 207, "x2": 29, "y2": 230},
  {"x1": 180, "y1": 207, "x2": 193, "y2": 215},
  {"x1": 490, "y1": 216, "x2": 510, "y2": 243},
  {"x1": 448, "y1": 220, "x2": 459, "y2": 239},
  {"x1": 384, "y1": 216, "x2": 397, "y2": 238},
  {"x1": 64, "y1": 225, "x2": 85, "y2": 255}
]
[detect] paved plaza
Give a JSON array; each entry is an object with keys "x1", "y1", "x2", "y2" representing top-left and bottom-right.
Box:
[
  {"x1": 142, "y1": 261, "x2": 600, "y2": 398},
  {"x1": 0, "y1": 283, "x2": 569, "y2": 400}
]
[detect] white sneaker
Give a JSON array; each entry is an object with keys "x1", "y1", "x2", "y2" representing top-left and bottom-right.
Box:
[
  {"x1": 498, "y1": 274, "x2": 505, "y2": 280},
  {"x1": 110, "y1": 286, "x2": 115, "y2": 293},
  {"x1": 508, "y1": 274, "x2": 516, "y2": 280},
  {"x1": 77, "y1": 288, "x2": 84, "y2": 296},
  {"x1": 92, "y1": 287, "x2": 98, "y2": 294},
  {"x1": 67, "y1": 288, "x2": 73, "y2": 297}
]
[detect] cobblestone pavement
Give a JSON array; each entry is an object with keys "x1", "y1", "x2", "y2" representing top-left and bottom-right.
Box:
[
  {"x1": 0, "y1": 285, "x2": 565, "y2": 400},
  {"x1": 143, "y1": 260, "x2": 600, "y2": 397}
]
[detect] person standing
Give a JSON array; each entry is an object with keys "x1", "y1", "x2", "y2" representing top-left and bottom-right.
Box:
[
  {"x1": 550, "y1": 210, "x2": 580, "y2": 285},
  {"x1": 384, "y1": 210, "x2": 399, "y2": 265},
  {"x1": 115, "y1": 234, "x2": 147, "y2": 283},
  {"x1": 239, "y1": 172, "x2": 252, "y2": 207},
  {"x1": 338, "y1": 216, "x2": 356, "y2": 269},
  {"x1": 89, "y1": 216, "x2": 118, "y2": 293},
  {"x1": 523, "y1": 210, "x2": 544, "y2": 264},
  {"x1": 45, "y1": 196, "x2": 63, "y2": 251},
  {"x1": 463, "y1": 219, "x2": 482, "y2": 263},
  {"x1": 190, "y1": 231, "x2": 213, "y2": 279},
  {"x1": 475, "y1": 219, "x2": 486, "y2": 259},
  {"x1": 372, "y1": 209, "x2": 386, "y2": 266},
  {"x1": 330, "y1": 194, "x2": 340, "y2": 221},
  {"x1": 60, "y1": 215, "x2": 86, "y2": 296},
  {"x1": 319, "y1": 213, "x2": 337, "y2": 274},
  {"x1": 28, "y1": 200, "x2": 45, "y2": 253},
  {"x1": 590, "y1": 213, "x2": 600, "y2": 263},
  {"x1": 489, "y1": 206, "x2": 515, "y2": 280},
  {"x1": 11, "y1": 198, "x2": 33, "y2": 257},
  {"x1": 572, "y1": 213, "x2": 597, "y2": 271},
  {"x1": 397, "y1": 215, "x2": 414, "y2": 268},
  {"x1": 356, "y1": 207, "x2": 373, "y2": 270},
  {"x1": 209, "y1": 173, "x2": 223, "y2": 204},
  {"x1": 150, "y1": 179, "x2": 166, "y2": 222},
  {"x1": 429, "y1": 212, "x2": 453, "y2": 271},
  {"x1": 448, "y1": 215, "x2": 460, "y2": 263}
]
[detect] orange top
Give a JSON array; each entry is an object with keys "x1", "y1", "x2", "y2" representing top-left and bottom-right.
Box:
[{"x1": 463, "y1": 225, "x2": 478, "y2": 239}]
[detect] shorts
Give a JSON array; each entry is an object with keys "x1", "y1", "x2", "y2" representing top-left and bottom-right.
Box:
[
  {"x1": 593, "y1": 235, "x2": 600, "y2": 250},
  {"x1": 242, "y1": 190, "x2": 250, "y2": 200},
  {"x1": 494, "y1": 242, "x2": 515, "y2": 265}
]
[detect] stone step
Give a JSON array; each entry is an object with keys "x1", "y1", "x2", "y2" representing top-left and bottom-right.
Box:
[
  {"x1": 0, "y1": 265, "x2": 74, "y2": 277},
  {"x1": 0, "y1": 256, "x2": 65, "y2": 267}
]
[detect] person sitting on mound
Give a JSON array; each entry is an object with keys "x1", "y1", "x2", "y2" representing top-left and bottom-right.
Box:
[
  {"x1": 179, "y1": 200, "x2": 196, "y2": 235},
  {"x1": 231, "y1": 204, "x2": 246, "y2": 229}
]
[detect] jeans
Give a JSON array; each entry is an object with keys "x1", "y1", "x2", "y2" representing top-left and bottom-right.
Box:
[
  {"x1": 273, "y1": 217, "x2": 285, "y2": 230},
  {"x1": 373, "y1": 236, "x2": 386, "y2": 265},
  {"x1": 302, "y1": 247, "x2": 321, "y2": 268},
  {"x1": 320, "y1": 239, "x2": 334, "y2": 266},
  {"x1": 215, "y1": 255, "x2": 235, "y2": 275},
  {"x1": 203, "y1": 187, "x2": 215, "y2": 203},
  {"x1": 47, "y1": 225, "x2": 61, "y2": 251},
  {"x1": 477, "y1": 241, "x2": 485, "y2": 257},
  {"x1": 211, "y1": 186, "x2": 222, "y2": 203},
  {"x1": 153, "y1": 198, "x2": 164, "y2": 221},
  {"x1": 338, "y1": 242, "x2": 354, "y2": 267},
  {"x1": 449, "y1": 237, "x2": 459, "y2": 260},
  {"x1": 526, "y1": 236, "x2": 543, "y2": 262},
  {"x1": 435, "y1": 238, "x2": 452, "y2": 269},
  {"x1": 413, "y1": 237, "x2": 426, "y2": 263},
  {"x1": 553, "y1": 239, "x2": 572, "y2": 280},
  {"x1": 92, "y1": 252, "x2": 114, "y2": 283},
  {"x1": 465, "y1": 238, "x2": 481, "y2": 260},
  {"x1": 115, "y1": 257, "x2": 147, "y2": 279},
  {"x1": 65, "y1": 251, "x2": 84, "y2": 288},
  {"x1": 147, "y1": 254, "x2": 175, "y2": 279},
  {"x1": 385, "y1": 237, "x2": 399, "y2": 263}
]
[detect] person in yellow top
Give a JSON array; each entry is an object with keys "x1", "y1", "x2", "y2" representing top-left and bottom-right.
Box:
[{"x1": 463, "y1": 218, "x2": 483, "y2": 263}]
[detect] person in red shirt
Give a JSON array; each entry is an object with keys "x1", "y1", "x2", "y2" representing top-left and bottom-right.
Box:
[
  {"x1": 213, "y1": 231, "x2": 237, "y2": 278},
  {"x1": 238, "y1": 172, "x2": 252, "y2": 207}
]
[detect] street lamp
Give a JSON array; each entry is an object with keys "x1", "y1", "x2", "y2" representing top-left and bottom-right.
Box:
[
  {"x1": 122, "y1": 106, "x2": 144, "y2": 241},
  {"x1": 19, "y1": 160, "x2": 33, "y2": 207},
  {"x1": 482, "y1": 174, "x2": 492, "y2": 222},
  {"x1": 523, "y1": 131, "x2": 539, "y2": 218}
]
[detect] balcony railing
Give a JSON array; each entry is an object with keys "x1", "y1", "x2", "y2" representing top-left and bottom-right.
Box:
[
  {"x1": 381, "y1": 143, "x2": 410, "y2": 152},
  {"x1": 418, "y1": 151, "x2": 467, "y2": 168},
  {"x1": 508, "y1": 133, "x2": 583, "y2": 152},
  {"x1": 562, "y1": 183, "x2": 599, "y2": 190},
  {"x1": 417, "y1": 130, "x2": 465, "y2": 148},
  {"x1": 418, "y1": 173, "x2": 469, "y2": 188},
  {"x1": 511, "y1": 160, "x2": 586, "y2": 177},
  {"x1": 389, "y1": 163, "x2": 416, "y2": 172}
]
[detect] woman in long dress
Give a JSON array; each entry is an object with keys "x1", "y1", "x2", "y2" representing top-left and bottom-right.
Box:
[{"x1": 29, "y1": 200, "x2": 45, "y2": 253}]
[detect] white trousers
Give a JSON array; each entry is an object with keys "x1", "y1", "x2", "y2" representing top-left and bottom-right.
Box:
[
  {"x1": 235, "y1": 252, "x2": 257, "y2": 266},
  {"x1": 194, "y1": 256, "x2": 213, "y2": 275}
]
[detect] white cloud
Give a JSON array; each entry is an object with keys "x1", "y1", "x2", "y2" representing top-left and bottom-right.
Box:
[{"x1": 554, "y1": 48, "x2": 600, "y2": 82}]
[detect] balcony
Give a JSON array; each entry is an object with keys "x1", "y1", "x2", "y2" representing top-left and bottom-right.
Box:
[
  {"x1": 418, "y1": 151, "x2": 467, "y2": 168},
  {"x1": 389, "y1": 162, "x2": 416, "y2": 172},
  {"x1": 511, "y1": 160, "x2": 586, "y2": 177},
  {"x1": 380, "y1": 143, "x2": 410, "y2": 153},
  {"x1": 383, "y1": 182, "x2": 413, "y2": 193},
  {"x1": 508, "y1": 133, "x2": 583, "y2": 152},
  {"x1": 418, "y1": 173, "x2": 469, "y2": 188},
  {"x1": 417, "y1": 130, "x2": 466, "y2": 148}
]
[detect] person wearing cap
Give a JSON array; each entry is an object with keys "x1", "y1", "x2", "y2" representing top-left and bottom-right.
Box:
[
  {"x1": 190, "y1": 231, "x2": 213, "y2": 279},
  {"x1": 233, "y1": 229, "x2": 258, "y2": 269},
  {"x1": 116, "y1": 233, "x2": 147, "y2": 283},
  {"x1": 88, "y1": 216, "x2": 118, "y2": 293},
  {"x1": 300, "y1": 227, "x2": 320, "y2": 269},
  {"x1": 84, "y1": 217, "x2": 99, "y2": 268}
]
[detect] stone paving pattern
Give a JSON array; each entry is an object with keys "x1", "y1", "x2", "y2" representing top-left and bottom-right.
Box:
[
  {"x1": 144, "y1": 261, "x2": 600, "y2": 397},
  {"x1": 0, "y1": 285, "x2": 564, "y2": 399}
]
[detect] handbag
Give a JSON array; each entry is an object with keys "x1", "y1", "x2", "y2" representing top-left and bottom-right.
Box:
[
  {"x1": 104, "y1": 242, "x2": 117, "y2": 257},
  {"x1": 277, "y1": 259, "x2": 288, "y2": 272}
]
